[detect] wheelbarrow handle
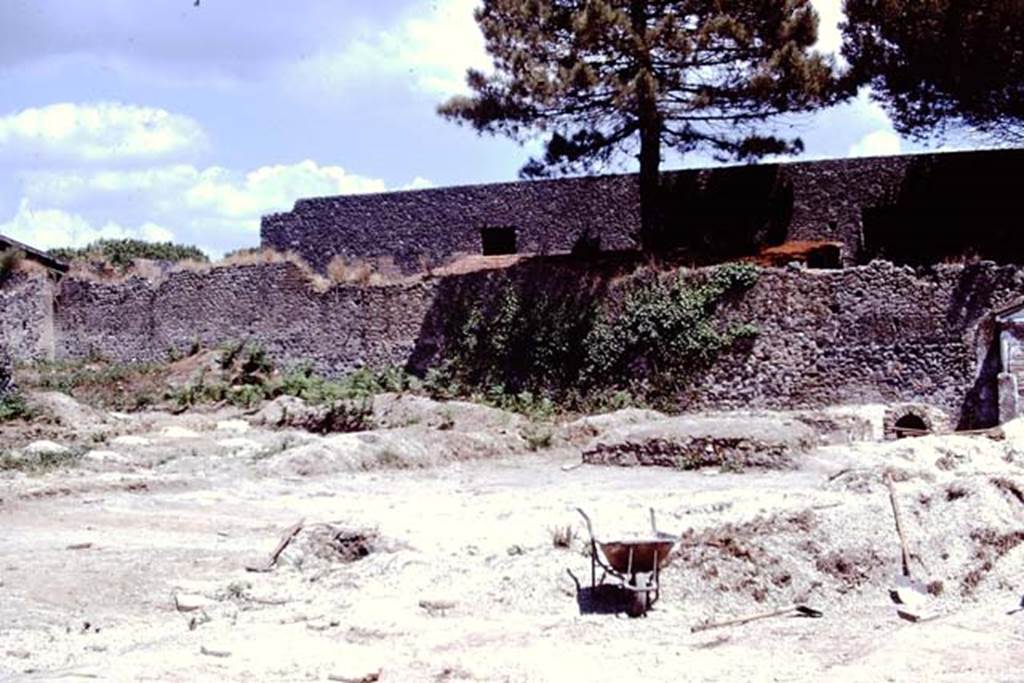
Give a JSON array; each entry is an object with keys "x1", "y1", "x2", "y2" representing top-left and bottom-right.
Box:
[{"x1": 576, "y1": 508, "x2": 595, "y2": 540}]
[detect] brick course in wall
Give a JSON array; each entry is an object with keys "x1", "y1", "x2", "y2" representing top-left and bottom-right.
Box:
[
  {"x1": 262, "y1": 148, "x2": 1024, "y2": 273},
  {"x1": 2, "y1": 258, "x2": 1020, "y2": 427}
]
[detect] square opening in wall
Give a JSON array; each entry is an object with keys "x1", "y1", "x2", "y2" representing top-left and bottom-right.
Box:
[
  {"x1": 806, "y1": 243, "x2": 842, "y2": 269},
  {"x1": 481, "y1": 226, "x2": 518, "y2": 256}
]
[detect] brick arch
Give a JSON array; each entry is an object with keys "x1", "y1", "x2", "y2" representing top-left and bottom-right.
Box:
[{"x1": 883, "y1": 405, "x2": 941, "y2": 440}]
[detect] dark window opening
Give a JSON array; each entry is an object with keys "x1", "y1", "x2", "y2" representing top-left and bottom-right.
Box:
[
  {"x1": 806, "y1": 243, "x2": 842, "y2": 269},
  {"x1": 894, "y1": 414, "x2": 929, "y2": 439},
  {"x1": 481, "y1": 226, "x2": 517, "y2": 256}
]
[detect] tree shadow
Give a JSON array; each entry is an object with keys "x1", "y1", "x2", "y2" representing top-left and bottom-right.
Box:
[
  {"x1": 944, "y1": 264, "x2": 1020, "y2": 429},
  {"x1": 405, "y1": 253, "x2": 629, "y2": 390},
  {"x1": 957, "y1": 313, "x2": 1003, "y2": 430},
  {"x1": 660, "y1": 164, "x2": 793, "y2": 259},
  {"x1": 862, "y1": 150, "x2": 1024, "y2": 265}
]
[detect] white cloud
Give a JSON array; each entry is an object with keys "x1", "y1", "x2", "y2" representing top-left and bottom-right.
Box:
[
  {"x1": 812, "y1": 0, "x2": 844, "y2": 55},
  {"x1": 403, "y1": 177, "x2": 435, "y2": 191},
  {"x1": 0, "y1": 102, "x2": 206, "y2": 164},
  {"x1": 185, "y1": 161, "x2": 388, "y2": 218},
  {"x1": 9, "y1": 160, "x2": 431, "y2": 256},
  {"x1": 288, "y1": 0, "x2": 488, "y2": 96},
  {"x1": 0, "y1": 198, "x2": 175, "y2": 251},
  {"x1": 848, "y1": 129, "x2": 902, "y2": 157}
]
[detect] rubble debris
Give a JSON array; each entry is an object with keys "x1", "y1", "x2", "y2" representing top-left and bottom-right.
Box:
[
  {"x1": 419, "y1": 599, "x2": 457, "y2": 616},
  {"x1": 275, "y1": 523, "x2": 381, "y2": 572}
]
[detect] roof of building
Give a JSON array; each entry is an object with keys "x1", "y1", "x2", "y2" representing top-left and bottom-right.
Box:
[
  {"x1": 994, "y1": 298, "x2": 1024, "y2": 322},
  {"x1": 0, "y1": 233, "x2": 69, "y2": 274}
]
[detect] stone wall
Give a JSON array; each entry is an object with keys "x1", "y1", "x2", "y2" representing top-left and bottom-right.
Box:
[
  {"x1": 262, "y1": 149, "x2": 1024, "y2": 273},
  {"x1": 262, "y1": 174, "x2": 641, "y2": 274},
  {"x1": 0, "y1": 273, "x2": 54, "y2": 362},
  {"x1": 683, "y1": 262, "x2": 1024, "y2": 427},
  {"x1": 54, "y1": 264, "x2": 436, "y2": 376},
  {"x1": 4, "y1": 258, "x2": 1024, "y2": 427}
]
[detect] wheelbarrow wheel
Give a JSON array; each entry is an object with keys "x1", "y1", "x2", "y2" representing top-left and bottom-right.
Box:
[
  {"x1": 627, "y1": 575, "x2": 649, "y2": 618},
  {"x1": 627, "y1": 592, "x2": 646, "y2": 618}
]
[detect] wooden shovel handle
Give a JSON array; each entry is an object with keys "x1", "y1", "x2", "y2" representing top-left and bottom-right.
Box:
[
  {"x1": 885, "y1": 473, "x2": 912, "y2": 578},
  {"x1": 690, "y1": 605, "x2": 820, "y2": 633}
]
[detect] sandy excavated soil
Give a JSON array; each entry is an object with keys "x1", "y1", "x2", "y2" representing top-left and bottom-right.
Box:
[{"x1": 1, "y1": 395, "x2": 1023, "y2": 682}]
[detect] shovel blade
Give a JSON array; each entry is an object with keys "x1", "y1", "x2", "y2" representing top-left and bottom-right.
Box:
[{"x1": 891, "y1": 574, "x2": 930, "y2": 609}]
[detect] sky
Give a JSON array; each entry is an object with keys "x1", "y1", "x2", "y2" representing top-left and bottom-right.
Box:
[{"x1": 0, "y1": 0, "x2": 976, "y2": 257}]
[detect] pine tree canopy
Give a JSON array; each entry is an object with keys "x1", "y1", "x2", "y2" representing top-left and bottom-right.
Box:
[
  {"x1": 842, "y1": 0, "x2": 1024, "y2": 144},
  {"x1": 439, "y1": 1, "x2": 839, "y2": 247},
  {"x1": 439, "y1": 1, "x2": 838, "y2": 172}
]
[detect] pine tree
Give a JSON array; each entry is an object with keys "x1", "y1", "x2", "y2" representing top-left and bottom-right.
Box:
[
  {"x1": 843, "y1": 0, "x2": 1024, "y2": 144},
  {"x1": 440, "y1": 0, "x2": 838, "y2": 249}
]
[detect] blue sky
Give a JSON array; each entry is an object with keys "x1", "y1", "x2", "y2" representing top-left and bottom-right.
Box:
[{"x1": 0, "y1": 0, "x2": 975, "y2": 257}]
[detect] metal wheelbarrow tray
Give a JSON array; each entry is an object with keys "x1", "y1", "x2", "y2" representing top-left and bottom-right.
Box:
[{"x1": 577, "y1": 508, "x2": 679, "y2": 616}]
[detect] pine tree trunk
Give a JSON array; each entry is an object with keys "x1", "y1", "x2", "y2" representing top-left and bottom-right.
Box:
[
  {"x1": 638, "y1": 112, "x2": 662, "y2": 251},
  {"x1": 631, "y1": 0, "x2": 662, "y2": 252}
]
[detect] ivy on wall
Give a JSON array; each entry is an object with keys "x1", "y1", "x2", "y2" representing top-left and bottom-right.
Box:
[{"x1": 427, "y1": 262, "x2": 759, "y2": 409}]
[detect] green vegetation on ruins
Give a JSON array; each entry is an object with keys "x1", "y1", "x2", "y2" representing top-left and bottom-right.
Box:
[
  {"x1": 10, "y1": 262, "x2": 759, "y2": 419},
  {"x1": 427, "y1": 262, "x2": 759, "y2": 412},
  {"x1": 0, "y1": 248, "x2": 25, "y2": 285},
  {"x1": 0, "y1": 447, "x2": 84, "y2": 474},
  {"x1": 0, "y1": 391, "x2": 34, "y2": 423},
  {"x1": 49, "y1": 239, "x2": 209, "y2": 270}
]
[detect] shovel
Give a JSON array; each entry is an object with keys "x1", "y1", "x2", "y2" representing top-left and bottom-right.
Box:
[{"x1": 884, "y1": 473, "x2": 934, "y2": 621}]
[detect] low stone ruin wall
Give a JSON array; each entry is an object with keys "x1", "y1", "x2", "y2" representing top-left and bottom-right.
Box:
[
  {"x1": 2, "y1": 258, "x2": 1023, "y2": 427},
  {"x1": 0, "y1": 273, "x2": 54, "y2": 362},
  {"x1": 53, "y1": 263, "x2": 435, "y2": 377},
  {"x1": 581, "y1": 416, "x2": 819, "y2": 470}
]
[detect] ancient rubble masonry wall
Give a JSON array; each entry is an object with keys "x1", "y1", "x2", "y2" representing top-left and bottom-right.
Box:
[
  {"x1": 261, "y1": 149, "x2": 1024, "y2": 274},
  {"x1": 0, "y1": 273, "x2": 55, "y2": 362},
  {"x1": 53, "y1": 263, "x2": 437, "y2": 375},
  {"x1": 7, "y1": 258, "x2": 1024, "y2": 425},
  {"x1": 683, "y1": 261, "x2": 1024, "y2": 424},
  {"x1": 262, "y1": 173, "x2": 642, "y2": 274}
]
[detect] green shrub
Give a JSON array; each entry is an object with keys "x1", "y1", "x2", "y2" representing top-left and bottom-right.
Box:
[
  {"x1": 582, "y1": 263, "x2": 760, "y2": 399},
  {"x1": 521, "y1": 423, "x2": 555, "y2": 451},
  {"x1": 271, "y1": 364, "x2": 415, "y2": 405},
  {"x1": 0, "y1": 392, "x2": 33, "y2": 422},
  {"x1": 0, "y1": 248, "x2": 25, "y2": 284},
  {"x1": 0, "y1": 447, "x2": 83, "y2": 473},
  {"x1": 49, "y1": 239, "x2": 208, "y2": 269}
]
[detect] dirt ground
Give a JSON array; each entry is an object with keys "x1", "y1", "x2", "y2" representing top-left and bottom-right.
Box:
[{"x1": 1, "y1": 395, "x2": 1023, "y2": 682}]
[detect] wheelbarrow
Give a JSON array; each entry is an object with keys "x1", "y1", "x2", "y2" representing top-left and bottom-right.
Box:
[{"x1": 576, "y1": 508, "x2": 679, "y2": 617}]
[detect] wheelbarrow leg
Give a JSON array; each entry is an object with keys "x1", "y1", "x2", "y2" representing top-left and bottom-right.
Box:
[
  {"x1": 577, "y1": 508, "x2": 598, "y2": 589},
  {"x1": 649, "y1": 550, "x2": 659, "y2": 610}
]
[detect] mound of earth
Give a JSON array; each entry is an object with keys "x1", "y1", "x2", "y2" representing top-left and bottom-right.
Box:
[{"x1": 255, "y1": 424, "x2": 529, "y2": 476}]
